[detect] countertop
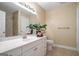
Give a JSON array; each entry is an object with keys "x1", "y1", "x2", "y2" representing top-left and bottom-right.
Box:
[{"x1": 0, "y1": 35, "x2": 46, "y2": 53}]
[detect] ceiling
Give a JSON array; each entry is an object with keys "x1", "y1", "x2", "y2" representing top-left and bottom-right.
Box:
[
  {"x1": 0, "y1": 2, "x2": 36, "y2": 15},
  {"x1": 37, "y1": 2, "x2": 72, "y2": 11},
  {"x1": 0, "y1": 2, "x2": 73, "y2": 13},
  {"x1": 0, "y1": 2, "x2": 19, "y2": 13}
]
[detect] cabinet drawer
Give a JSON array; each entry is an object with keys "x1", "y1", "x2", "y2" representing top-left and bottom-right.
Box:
[
  {"x1": 22, "y1": 44, "x2": 43, "y2": 56},
  {"x1": 35, "y1": 44, "x2": 45, "y2": 56},
  {"x1": 22, "y1": 39, "x2": 43, "y2": 53},
  {"x1": 43, "y1": 38, "x2": 47, "y2": 48},
  {"x1": 22, "y1": 47, "x2": 36, "y2": 56},
  {"x1": 22, "y1": 42, "x2": 45, "y2": 56},
  {"x1": 5, "y1": 47, "x2": 21, "y2": 56}
]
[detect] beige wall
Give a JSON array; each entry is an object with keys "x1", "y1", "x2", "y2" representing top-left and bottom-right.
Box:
[
  {"x1": 46, "y1": 3, "x2": 77, "y2": 48},
  {"x1": 28, "y1": 3, "x2": 45, "y2": 24}
]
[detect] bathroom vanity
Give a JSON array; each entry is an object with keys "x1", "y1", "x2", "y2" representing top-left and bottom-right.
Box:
[{"x1": 0, "y1": 35, "x2": 47, "y2": 56}]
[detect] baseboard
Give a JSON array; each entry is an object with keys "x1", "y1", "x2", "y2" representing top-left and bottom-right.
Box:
[{"x1": 53, "y1": 44, "x2": 79, "y2": 52}]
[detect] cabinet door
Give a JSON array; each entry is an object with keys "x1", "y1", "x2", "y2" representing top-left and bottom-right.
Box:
[
  {"x1": 0, "y1": 10, "x2": 5, "y2": 37},
  {"x1": 22, "y1": 45, "x2": 44, "y2": 56},
  {"x1": 5, "y1": 48, "x2": 21, "y2": 56},
  {"x1": 36, "y1": 38, "x2": 47, "y2": 56},
  {"x1": 31, "y1": 40, "x2": 45, "y2": 56},
  {"x1": 34, "y1": 44, "x2": 44, "y2": 56},
  {"x1": 43, "y1": 38, "x2": 47, "y2": 55},
  {"x1": 22, "y1": 47, "x2": 36, "y2": 56}
]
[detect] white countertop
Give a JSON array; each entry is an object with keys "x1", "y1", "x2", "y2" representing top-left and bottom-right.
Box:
[{"x1": 0, "y1": 35, "x2": 45, "y2": 53}]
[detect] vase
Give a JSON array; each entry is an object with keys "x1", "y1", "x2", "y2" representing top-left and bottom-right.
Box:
[
  {"x1": 30, "y1": 29, "x2": 33, "y2": 34},
  {"x1": 36, "y1": 30, "x2": 43, "y2": 37}
]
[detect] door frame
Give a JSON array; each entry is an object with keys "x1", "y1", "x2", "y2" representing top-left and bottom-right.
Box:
[{"x1": 76, "y1": 5, "x2": 79, "y2": 50}]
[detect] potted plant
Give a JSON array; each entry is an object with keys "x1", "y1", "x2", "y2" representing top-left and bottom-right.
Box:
[
  {"x1": 33, "y1": 24, "x2": 47, "y2": 37},
  {"x1": 26, "y1": 24, "x2": 35, "y2": 34}
]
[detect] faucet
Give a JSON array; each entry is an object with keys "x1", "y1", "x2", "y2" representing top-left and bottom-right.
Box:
[{"x1": 22, "y1": 33, "x2": 27, "y2": 39}]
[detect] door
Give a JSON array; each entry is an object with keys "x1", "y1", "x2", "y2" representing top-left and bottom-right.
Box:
[{"x1": 0, "y1": 10, "x2": 5, "y2": 37}]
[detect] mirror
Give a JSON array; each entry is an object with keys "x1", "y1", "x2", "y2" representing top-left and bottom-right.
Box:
[{"x1": 0, "y1": 2, "x2": 36, "y2": 41}]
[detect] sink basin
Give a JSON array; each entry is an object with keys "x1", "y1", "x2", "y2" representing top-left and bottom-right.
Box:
[{"x1": 22, "y1": 35, "x2": 37, "y2": 41}]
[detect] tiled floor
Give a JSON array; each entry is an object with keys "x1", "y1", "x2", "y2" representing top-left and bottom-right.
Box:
[{"x1": 47, "y1": 47, "x2": 79, "y2": 56}]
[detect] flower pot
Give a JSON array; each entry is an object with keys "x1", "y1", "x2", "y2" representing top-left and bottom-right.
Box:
[
  {"x1": 36, "y1": 30, "x2": 43, "y2": 37},
  {"x1": 30, "y1": 29, "x2": 33, "y2": 34}
]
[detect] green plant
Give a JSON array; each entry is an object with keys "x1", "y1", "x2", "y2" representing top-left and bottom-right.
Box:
[
  {"x1": 26, "y1": 24, "x2": 35, "y2": 34},
  {"x1": 41, "y1": 24, "x2": 47, "y2": 30},
  {"x1": 33, "y1": 24, "x2": 47, "y2": 31},
  {"x1": 26, "y1": 24, "x2": 35, "y2": 29},
  {"x1": 26, "y1": 24, "x2": 47, "y2": 34}
]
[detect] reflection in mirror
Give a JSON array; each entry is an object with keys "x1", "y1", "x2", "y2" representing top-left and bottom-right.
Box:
[{"x1": 0, "y1": 2, "x2": 35, "y2": 41}]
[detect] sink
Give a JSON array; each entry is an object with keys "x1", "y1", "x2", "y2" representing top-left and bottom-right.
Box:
[{"x1": 22, "y1": 35, "x2": 38, "y2": 42}]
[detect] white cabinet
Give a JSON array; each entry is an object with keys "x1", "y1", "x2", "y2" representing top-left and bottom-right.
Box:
[
  {"x1": 3, "y1": 37, "x2": 47, "y2": 56},
  {"x1": 5, "y1": 47, "x2": 21, "y2": 56},
  {"x1": 23, "y1": 37, "x2": 47, "y2": 56},
  {"x1": 22, "y1": 47, "x2": 37, "y2": 56},
  {"x1": 22, "y1": 39, "x2": 46, "y2": 56},
  {"x1": 0, "y1": 10, "x2": 6, "y2": 37},
  {"x1": 43, "y1": 38, "x2": 47, "y2": 55}
]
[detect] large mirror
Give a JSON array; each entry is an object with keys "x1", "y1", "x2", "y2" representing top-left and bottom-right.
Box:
[{"x1": 0, "y1": 2, "x2": 36, "y2": 41}]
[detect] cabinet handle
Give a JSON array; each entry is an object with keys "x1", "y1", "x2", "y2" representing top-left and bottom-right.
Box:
[
  {"x1": 8, "y1": 55, "x2": 13, "y2": 56},
  {"x1": 34, "y1": 47, "x2": 37, "y2": 51}
]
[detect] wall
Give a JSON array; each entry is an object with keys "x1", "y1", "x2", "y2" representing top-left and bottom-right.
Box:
[
  {"x1": 46, "y1": 3, "x2": 77, "y2": 48},
  {"x1": 28, "y1": 3, "x2": 45, "y2": 24}
]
